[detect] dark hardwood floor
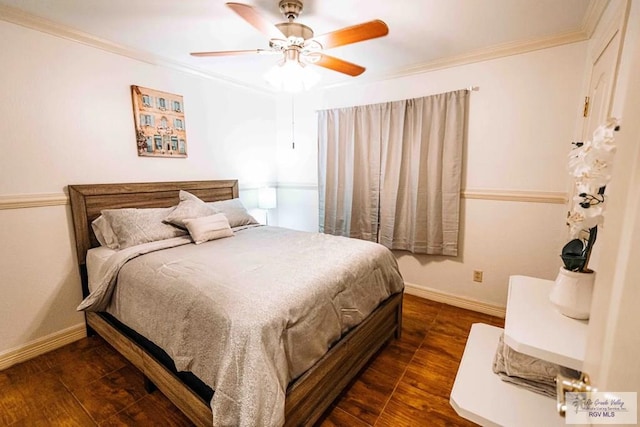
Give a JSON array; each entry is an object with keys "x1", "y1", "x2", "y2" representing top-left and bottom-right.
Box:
[{"x1": 0, "y1": 295, "x2": 504, "y2": 426}]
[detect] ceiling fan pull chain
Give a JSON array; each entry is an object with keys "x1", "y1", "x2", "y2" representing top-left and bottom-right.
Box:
[{"x1": 291, "y1": 95, "x2": 296, "y2": 149}]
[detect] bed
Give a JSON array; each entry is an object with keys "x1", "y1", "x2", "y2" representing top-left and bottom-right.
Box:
[{"x1": 68, "y1": 179, "x2": 404, "y2": 426}]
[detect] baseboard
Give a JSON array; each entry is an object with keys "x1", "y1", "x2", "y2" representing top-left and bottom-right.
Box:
[
  {"x1": 0, "y1": 323, "x2": 86, "y2": 371},
  {"x1": 404, "y1": 282, "x2": 506, "y2": 318},
  {"x1": 0, "y1": 287, "x2": 502, "y2": 371}
]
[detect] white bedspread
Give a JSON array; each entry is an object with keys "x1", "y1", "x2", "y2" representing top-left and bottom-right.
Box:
[{"x1": 79, "y1": 226, "x2": 404, "y2": 426}]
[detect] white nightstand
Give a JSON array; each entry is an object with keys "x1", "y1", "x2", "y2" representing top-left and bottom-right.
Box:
[{"x1": 450, "y1": 275, "x2": 588, "y2": 426}]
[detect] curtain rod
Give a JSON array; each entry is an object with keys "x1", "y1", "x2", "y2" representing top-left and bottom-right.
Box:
[{"x1": 316, "y1": 87, "x2": 480, "y2": 113}]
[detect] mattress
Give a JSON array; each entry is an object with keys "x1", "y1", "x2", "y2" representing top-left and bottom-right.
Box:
[
  {"x1": 81, "y1": 225, "x2": 404, "y2": 426},
  {"x1": 86, "y1": 245, "x2": 116, "y2": 289}
]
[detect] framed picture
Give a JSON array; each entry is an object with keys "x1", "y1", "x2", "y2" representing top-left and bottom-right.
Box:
[{"x1": 131, "y1": 85, "x2": 188, "y2": 158}]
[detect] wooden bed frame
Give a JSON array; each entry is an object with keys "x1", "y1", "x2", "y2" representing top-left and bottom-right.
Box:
[{"x1": 68, "y1": 179, "x2": 403, "y2": 426}]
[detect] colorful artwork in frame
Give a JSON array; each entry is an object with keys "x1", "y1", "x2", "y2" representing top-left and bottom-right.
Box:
[{"x1": 131, "y1": 85, "x2": 187, "y2": 158}]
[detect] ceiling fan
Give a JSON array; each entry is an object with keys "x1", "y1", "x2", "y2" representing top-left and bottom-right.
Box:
[{"x1": 191, "y1": 0, "x2": 389, "y2": 80}]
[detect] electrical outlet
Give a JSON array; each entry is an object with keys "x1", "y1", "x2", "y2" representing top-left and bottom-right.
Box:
[{"x1": 473, "y1": 270, "x2": 483, "y2": 283}]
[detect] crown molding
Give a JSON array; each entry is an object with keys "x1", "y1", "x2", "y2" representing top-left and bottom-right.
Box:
[
  {"x1": 323, "y1": 29, "x2": 589, "y2": 90},
  {"x1": 0, "y1": 4, "x2": 272, "y2": 94},
  {"x1": 389, "y1": 30, "x2": 588, "y2": 77},
  {"x1": 0, "y1": 2, "x2": 607, "y2": 96},
  {"x1": 581, "y1": 0, "x2": 610, "y2": 38}
]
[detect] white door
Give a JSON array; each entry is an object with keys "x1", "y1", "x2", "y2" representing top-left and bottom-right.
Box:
[
  {"x1": 581, "y1": 0, "x2": 640, "y2": 408},
  {"x1": 571, "y1": 3, "x2": 627, "y2": 277},
  {"x1": 581, "y1": 31, "x2": 622, "y2": 141}
]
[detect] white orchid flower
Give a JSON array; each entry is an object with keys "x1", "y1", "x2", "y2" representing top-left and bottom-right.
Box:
[
  {"x1": 567, "y1": 209, "x2": 603, "y2": 239},
  {"x1": 563, "y1": 119, "x2": 618, "y2": 269}
]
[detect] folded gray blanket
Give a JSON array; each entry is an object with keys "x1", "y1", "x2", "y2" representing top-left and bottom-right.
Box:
[{"x1": 492, "y1": 333, "x2": 580, "y2": 398}]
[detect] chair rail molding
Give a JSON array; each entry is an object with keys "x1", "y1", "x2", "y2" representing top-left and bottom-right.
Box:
[
  {"x1": 0, "y1": 193, "x2": 69, "y2": 210},
  {"x1": 276, "y1": 184, "x2": 568, "y2": 205},
  {"x1": 0, "y1": 188, "x2": 567, "y2": 210},
  {"x1": 461, "y1": 189, "x2": 568, "y2": 204}
]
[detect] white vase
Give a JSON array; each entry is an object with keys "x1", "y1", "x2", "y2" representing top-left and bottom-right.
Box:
[{"x1": 549, "y1": 267, "x2": 595, "y2": 320}]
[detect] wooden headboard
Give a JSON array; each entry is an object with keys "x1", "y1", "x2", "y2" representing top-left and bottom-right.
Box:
[{"x1": 68, "y1": 180, "x2": 239, "y2": 266}]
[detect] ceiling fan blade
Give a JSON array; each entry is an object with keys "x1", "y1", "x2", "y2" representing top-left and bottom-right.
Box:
[
  {"x1": 311, "y1": 20, "x2": 388, "y2": 49},
  {"x1": 313, "y1": 54, "x2": 365, "y2": 76},
  {"x1": 190, "y1": 49, "x2": 276, "y2": 57},
  {"x1": 226, "y1": 2, "x2": 285, "y2": 39}
]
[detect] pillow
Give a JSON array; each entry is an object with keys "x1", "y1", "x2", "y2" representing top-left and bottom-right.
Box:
[
  {"x1": 183, "y1": 213, "x2": 233, "y2": 244},
  {"x1": 91, "y1": 215, "x2": 120, "y2": 250},
  {"x1": 206, "y1": 198, "x2": 258, "y2": 228},
  {"x1": 164, "y1": 191, "x2": 218, "y2": 228},
  {"x1": 102, "y1": 207, "x2": 187, "y2": 249},
  {"x1": 178, "y1": 189, "x2": 201, "y2": 202}
]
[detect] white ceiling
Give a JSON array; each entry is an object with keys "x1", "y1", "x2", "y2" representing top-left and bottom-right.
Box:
[{"x1": 0, "y1": 0, "x2": 599, "y2": 92}]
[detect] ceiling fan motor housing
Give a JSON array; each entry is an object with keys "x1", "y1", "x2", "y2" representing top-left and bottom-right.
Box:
[
  {"x1": 279, "y1": 0, "x2": 303, "y2": 20},
  {"x1": 275, "y1": 22, "x2": 314, "y2": 41}
]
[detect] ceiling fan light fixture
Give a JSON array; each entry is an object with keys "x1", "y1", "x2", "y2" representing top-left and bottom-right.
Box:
[
  {"x1": 264, "y1": 50, "x2": 320, "y2": 93},
  {"x1": 192, "y1": 2, "x2": 389, "y2": 87}
]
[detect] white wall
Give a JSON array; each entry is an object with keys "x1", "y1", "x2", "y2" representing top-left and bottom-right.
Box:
[
  {"x1": 274, "y1": 41, "x2": 588, "y2": 307},
  {"x1": 0, "y1": 20, "x2": 277, "y2": 356},
  {"x1": 0, "y1": 16, "x2": 593, "y2": 360}
]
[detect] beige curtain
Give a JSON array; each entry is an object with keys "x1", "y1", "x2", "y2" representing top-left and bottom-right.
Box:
[
  {"x1": 318, "y1": 89, "x2": 468, "y2": 255},
  {"x1": 318, "y1": 105, "x2": 384, "y2": 241}
]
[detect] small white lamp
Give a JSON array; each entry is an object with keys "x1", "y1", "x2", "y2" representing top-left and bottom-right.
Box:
[{"x1": 258, "y1": 187, "x2": 277, "y2": 225}]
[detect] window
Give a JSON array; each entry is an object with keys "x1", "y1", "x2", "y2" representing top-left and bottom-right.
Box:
[
  {"x1": 141, "y1": 114, "x2": 154, "y2": 127},
  {"x1": 157, "y1": 98, "x2": 166, "y2": 110},
  {"x1": 142, "y1": 95, "x2": 152, "y2": 107},
  {"x1": 154, "y1": 135, "x2": 162, "y2": 150},
  {"x1": 170, "y1": 136, "x2": 179, "y2": 151},
  {"x1": 173, "y1": 100, "x2": 182, "y2": 112},
  {"x1": 160, "y1": 117, "x2": 168, "y2": 129},
  {"x1": 174, "y1": 118, "x2": 183, "y2": 130},
  {"x1": 179, "y1": 140, "x2": 186, "y2": 154},
  {"x1": 146, "y1": 136, "x2": 153, "y2": 153},
  {"x1": 318, "y1": 90, "x2": 468, "y2": 255}
]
